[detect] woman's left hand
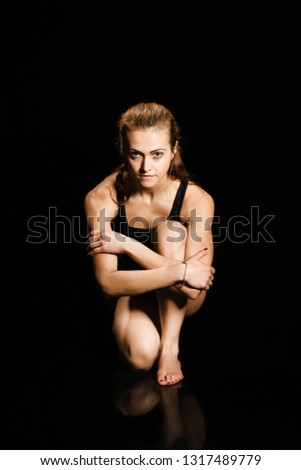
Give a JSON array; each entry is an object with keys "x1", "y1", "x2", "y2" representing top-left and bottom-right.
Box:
[{"x1": 86, "y1": 229, "x2": 129, "y2": 256}]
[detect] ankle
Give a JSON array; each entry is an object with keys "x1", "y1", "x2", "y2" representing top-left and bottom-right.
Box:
[{"x1": 160, "y1": 344, "x2": 179, "y2": 356}]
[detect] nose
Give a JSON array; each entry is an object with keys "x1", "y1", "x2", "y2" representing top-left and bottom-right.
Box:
[{"x1": 139, "y1": 157, "x2": 152, "y2": 173}]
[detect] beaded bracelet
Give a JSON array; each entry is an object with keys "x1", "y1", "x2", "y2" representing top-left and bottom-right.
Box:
[{"x1": 181, "y1": 262, "x2": 188, "y2": 287}]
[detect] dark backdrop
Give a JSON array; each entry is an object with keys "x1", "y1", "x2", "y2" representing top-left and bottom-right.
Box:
[{"x1": 3, "y1": 3, "x2": 298, "y2": 449}]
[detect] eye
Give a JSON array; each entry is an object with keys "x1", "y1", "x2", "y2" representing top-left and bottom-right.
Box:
[
  {"x1": 153, "y1": 151, "x2": 163, "y2": 159},
  {"x1": 129, "y1": 151, "x2": 141, "y2": 159}
]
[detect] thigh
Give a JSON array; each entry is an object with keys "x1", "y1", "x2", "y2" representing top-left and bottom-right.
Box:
[{"x1": 113, "y1": 292, "x2": 161, "y2": 355}]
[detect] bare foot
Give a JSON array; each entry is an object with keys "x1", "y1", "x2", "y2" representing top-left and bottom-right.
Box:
[{"x1": 157, "y1": 351, "x2": 184, "y2": 386}]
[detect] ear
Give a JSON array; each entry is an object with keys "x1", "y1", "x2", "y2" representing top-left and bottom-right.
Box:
[{"x1": 172, "y1": 140, "x2": 178, "y2": 158}]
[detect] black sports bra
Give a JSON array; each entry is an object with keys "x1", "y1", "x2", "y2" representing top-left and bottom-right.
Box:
[
  {"x1": 111, "y1": 181, "x2": 188, "y2": 270},
  {"x1": 111, "y1": 181, "x2": 188, "y2": 242}
]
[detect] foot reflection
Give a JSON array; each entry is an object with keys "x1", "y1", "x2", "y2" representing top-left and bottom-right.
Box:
[{"x1": 110, "y1": 367, "x2": 205, "y2": 449}]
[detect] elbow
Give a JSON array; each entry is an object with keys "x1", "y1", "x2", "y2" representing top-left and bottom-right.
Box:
[
  {"x1": 95, "y1": 274, "x2": 117, "y2": 299},
  {"x1": 101, "y1": 288, "x2": 114, "y2": 300},
  {"x1": 100, "y1": 282, "x2": 117, "y2": 299},
  {"x1": 187, "y1": 289, "x2": 202, "y2": 300}
]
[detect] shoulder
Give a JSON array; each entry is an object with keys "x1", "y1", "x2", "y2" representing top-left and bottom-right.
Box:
[
  {"x1": 184, "y1": 182, "x2": 215, "y2": 214},
  {"x1": 84, "y1": 171, "x2": 119, "y2": 217}
]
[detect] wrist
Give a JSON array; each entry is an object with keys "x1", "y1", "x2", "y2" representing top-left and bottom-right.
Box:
[
  {"x1": 181, "y1": 261, "x2": 188, "y2": 287},
  {"x1": 174, "y1": 262, "x2": 187, "y2": 284},
  {"x1": 124, "y1": 236, "x2": 135, "y2": 256}
]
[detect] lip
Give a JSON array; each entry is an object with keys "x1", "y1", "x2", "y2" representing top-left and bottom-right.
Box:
[{"x1": 139, "y1": 175, "x2": 154, "y2": 178}]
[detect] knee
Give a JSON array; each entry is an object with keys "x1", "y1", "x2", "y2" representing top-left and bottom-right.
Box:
[
  {"x1": 127, "y1": 341, "x2": 159, "y2": 372},
  {"x1": 155, "y1": 220, "x2": 187, "y2": 256}
]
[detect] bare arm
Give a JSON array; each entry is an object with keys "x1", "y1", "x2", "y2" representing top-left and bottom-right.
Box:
[
  {"x1": 84, "y1": 185, "x2": 214, "y2": 298},
  {"x1": 87, "y1": 231, "x2": 204, "y2": 299},
  {"x1": 183, "y1": 187, "x2": 215, "y2": 306},
  {"x1": 86, "y1": 184, "x2": 215, "y2": 300}
]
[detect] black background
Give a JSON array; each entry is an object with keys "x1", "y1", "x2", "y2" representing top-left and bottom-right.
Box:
[{"x1": 3, "y1": 2, "x2": 299, "y2": 449}]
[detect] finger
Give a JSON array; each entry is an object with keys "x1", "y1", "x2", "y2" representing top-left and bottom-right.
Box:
[
  {"x1": 190, "y1": 248, "x2": 209, "y2": 260},
  {"x1": 87, "y1": 235, "x2": 95, "y2": 242},
  {"x1": 87, "y1": 247, "x2": 100, "y2": 256},
  {"x1": 87, "y1": 247, "x2": 94, "y2": 256},
  {"x1": 86, "y1": 243, "x2": 101, "y2": 255},
  {"x1": 85, "y1": 242, "x2": 97, "y2": 252},
  {"x1": 85, "y1": 240, "x2": 94, "y2": 250},
  {"x1": 89, "y1": 240, "x2": 103, "y2": 249},
  {"x1": 87, "y1": 235, "x2": 101, "y2": 243}
]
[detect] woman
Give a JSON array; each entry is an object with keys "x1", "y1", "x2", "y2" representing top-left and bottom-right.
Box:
[{"x1": 84, "y1": 102, "x2": 215, "y2": 386}]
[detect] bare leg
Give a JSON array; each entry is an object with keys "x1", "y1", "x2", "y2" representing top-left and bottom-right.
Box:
[
  {"x1": 112, "y1": 222, "x2": 206, "y2": 383},
  {"x1": 112, "y1": 293, "x2": 161, "y2": 372},
  {"x1": 156, "y1": 288, "x2": 186, "y2": 385},
  {"x1": 155, "y1": 221, "x2": 188, "y2": 385}
]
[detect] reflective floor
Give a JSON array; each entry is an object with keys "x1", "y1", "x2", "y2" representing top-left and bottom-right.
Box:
[{"x1": 6, "y1": 296, "x2": 300, "y2": 450}]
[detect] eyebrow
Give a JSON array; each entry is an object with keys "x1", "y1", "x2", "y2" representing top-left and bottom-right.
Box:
[{"x1": 130, "y1": 148, "x2": 167, "y2": 154}]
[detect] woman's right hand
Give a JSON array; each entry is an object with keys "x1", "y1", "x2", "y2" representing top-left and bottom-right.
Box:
[
  {"x1": 86, "y1": 229, "x2": 129, "y2": 256},
  {"x1": 184, "y1": 249, "x2": 215, "y2": 291}
]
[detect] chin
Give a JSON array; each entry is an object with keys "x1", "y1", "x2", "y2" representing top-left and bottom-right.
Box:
[{"x1": 138, "y1": 176, "x2": 156, "y2": 184}]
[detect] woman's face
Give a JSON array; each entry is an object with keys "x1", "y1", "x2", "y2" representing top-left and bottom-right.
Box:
[{"x1": 125, "y1": 127, "x2": 175, "y2": 188}]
